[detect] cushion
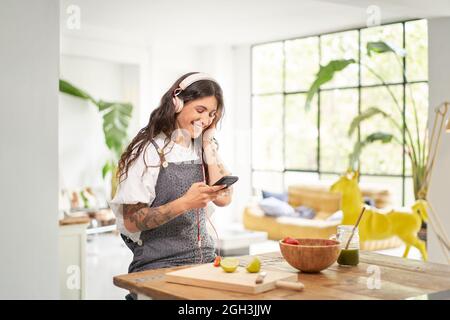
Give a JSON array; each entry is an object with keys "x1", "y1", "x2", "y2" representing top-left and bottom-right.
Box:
[
  {"x1": 258, "y1": 197, "x2": 295, "y2": 217},
  {"x1": 294, "y1": 206, "x2": 316, "y2": 219},
  {"x1": 262, "y1": 190, "x2": 288, "y2": 202},
  {"x1": 326, "y1": 210, "x2": 343, "y2": 222}
]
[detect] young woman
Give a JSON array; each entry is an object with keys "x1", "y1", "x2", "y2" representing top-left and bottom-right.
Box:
[{"x1": 110, "y1": 72, "x2": 233, "y2": 287}]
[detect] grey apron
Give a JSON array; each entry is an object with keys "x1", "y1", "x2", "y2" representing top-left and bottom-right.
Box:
[{"x1": 121, "y1": 139, "x2": 216, "y2": 274}]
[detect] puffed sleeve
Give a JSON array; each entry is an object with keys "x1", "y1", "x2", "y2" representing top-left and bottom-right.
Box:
[{"x1": 109, "y1": 146, "x2": 160, "y2": 243}]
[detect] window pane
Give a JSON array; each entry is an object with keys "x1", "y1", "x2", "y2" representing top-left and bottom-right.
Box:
[
  {"x1": 285, "y1": 93, "x2": 318, "y2": 170},
  {"x1": 253, "y1": 171, "x2": 283, "y2": 194},
  {"x1": 404, "y1": 177, "x2": 416, "y2": 206},
  {"x1": 320, "y1": 88, "x2": 359, "y2": 172},
  {"x1": 405, "y1": 83, "x2": 428, "y2": 175},
  {"x1": 360, "y1": 85, "x2": 404, "y2": 175},
  {"x1": 320, "y1": 30, "x2": 359, "y2": 88},
  {"x1": 284, "y1": 171, "x2": 319, "y2": 188},
  {"x1": 252, "y1": 95, "x2": 283, "y2": 170},
  {"x1": 406, "y1": 20, "x2": 428, "y2": 82},
  {"x1": 285, "y1": 37, "x2": 320, "y2": 92},
  {"x1": 361, "y1": 23, "x2": 403, "y2": 85},
  {"x1": 252, "y1": 42, "x2": 284, "y2": 94},
  {"x1": 359, "y1": 175, "x2": 403, "y2": 207},
  {"x1": 320, "y1": 173, "x2": 341, "y2": 185}
]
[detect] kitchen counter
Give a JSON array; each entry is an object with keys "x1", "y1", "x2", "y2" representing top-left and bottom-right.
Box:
[
  {"x1": 113, "y1": 251, "x2": 450, "y2": 300},
  {"x1": 59, "y1": 216, "x2": 90, "y2": 299},
  {"x1": 59, "y1": 215, "x2": 91, "y2": 226}
]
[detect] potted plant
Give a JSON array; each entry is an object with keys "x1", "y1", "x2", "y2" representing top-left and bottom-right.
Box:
[{"x1": 305, "y1": 41, "x2": 429, "y2": 201}]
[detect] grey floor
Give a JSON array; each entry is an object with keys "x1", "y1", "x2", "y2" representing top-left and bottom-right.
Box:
[{"x1": 86, "y1": 232, "x2": 421, "y2": 300}]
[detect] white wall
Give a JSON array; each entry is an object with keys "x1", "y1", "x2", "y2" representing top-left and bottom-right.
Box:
[
  {"x1": 60, "y1": 35, "x2": 150, "y2": 133},
  {"x1": 230, "y1": 45, "x2": 253, "y2": 224},
  {"x1": 427, "y1": 17, "x2": 450, "y2": 264},
  {"x1": 59, "y1": 55, "x2": 139, "y2": 200},
  {"x1": 0, "y1": 0, "x2": 59, "y2": 299}
]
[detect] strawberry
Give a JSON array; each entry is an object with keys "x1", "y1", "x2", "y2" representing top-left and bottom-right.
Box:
[
  {"x1": 213, "y1": 256, "x2": 222, "y2": 267},
  {"x1": 283, "y1": 237, "x2": 300, "y2": 245}
]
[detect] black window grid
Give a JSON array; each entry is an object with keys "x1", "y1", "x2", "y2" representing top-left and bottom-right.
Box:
[{"x1": 250, "y1": 19, "x2": 428, "y2": 206}]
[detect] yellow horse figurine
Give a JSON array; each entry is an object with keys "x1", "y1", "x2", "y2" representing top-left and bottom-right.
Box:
[{"x1": 330, "y1": 170, "x2": 429, "y2": 260}]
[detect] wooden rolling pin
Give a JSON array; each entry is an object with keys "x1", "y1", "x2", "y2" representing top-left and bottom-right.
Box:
[{"x1": 274, "y1": 280, "x2": 305, "y2": 291}]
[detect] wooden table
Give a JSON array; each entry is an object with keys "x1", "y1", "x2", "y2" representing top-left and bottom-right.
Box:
[{"x1": 113, "y1": 251, "x2": 450, "y2": 300}]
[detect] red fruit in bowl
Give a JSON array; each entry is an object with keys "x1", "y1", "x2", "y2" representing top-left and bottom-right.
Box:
[{"x1": 283, "y1": 237, "x2": 300, "y2": 245}]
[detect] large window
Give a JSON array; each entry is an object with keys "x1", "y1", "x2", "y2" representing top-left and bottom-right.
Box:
[{"x1": 251, "y1": 20, "x2": 428, "y2": 206}]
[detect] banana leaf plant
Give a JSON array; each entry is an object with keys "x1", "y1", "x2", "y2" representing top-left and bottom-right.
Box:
[
  {"x1": 59, "y1": 79, "x2": 133, "y2": 199},
  {"x1": 305, "y1": 41, "x2": 427, "y2": 200}
]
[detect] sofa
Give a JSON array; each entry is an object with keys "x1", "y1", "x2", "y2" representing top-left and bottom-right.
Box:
[{"x1": 243, "y1": 181, "x2": 403, "y2": 251}]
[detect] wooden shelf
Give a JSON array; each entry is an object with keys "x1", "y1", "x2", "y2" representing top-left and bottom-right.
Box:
[{"x1": 59, "y1": 216, "x2": 90, "y2": 226}]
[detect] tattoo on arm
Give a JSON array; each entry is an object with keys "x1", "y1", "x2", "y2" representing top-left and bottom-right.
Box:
[
  {"x1": 123, "y1": 202, "x2": 176, "y2": 232},
  {"x1": 217, "y1": 162, "x2": 226, "y2": 176}
]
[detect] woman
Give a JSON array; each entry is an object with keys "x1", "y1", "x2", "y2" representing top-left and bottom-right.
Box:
[{"x1": 110, "y1": 72, "x2": 233, "y2": 295}]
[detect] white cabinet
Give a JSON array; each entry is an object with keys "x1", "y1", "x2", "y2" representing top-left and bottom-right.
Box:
[{"x1": 59, "y1": 221, "x2": 89, "y2": 300}]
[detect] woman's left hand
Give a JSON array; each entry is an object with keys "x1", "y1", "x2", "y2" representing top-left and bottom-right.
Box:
[
  {"x1": 202, "y1": 112, "x2": 220, "y2": 147},
  {"x1": 202, "y1": 127, "x2": 216, "y2": 148}
]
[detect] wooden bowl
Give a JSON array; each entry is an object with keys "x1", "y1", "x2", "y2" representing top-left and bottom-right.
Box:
[{"x1": 279, "y1": 238, "x2": 341, "y2": 273}]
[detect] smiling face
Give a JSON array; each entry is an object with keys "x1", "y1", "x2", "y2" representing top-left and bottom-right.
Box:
[{"x1": 175, "y1": 95, "x2": 218, "y2": 139}]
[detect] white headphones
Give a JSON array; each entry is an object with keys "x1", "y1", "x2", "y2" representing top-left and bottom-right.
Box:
[{"x1": 172, "y1": 73, "x2": 218, "y2": 113}]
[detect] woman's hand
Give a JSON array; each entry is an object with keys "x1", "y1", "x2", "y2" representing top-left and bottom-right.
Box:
[
  {"x1": 202, "y1": 111, "x2": 220, "y2": 147},
  {"x1": 202, "y1": 126, "x2": 216, "y2": 148},
  {"x1": 181, "y1": 182, "x2": 226, "y2": 210}
]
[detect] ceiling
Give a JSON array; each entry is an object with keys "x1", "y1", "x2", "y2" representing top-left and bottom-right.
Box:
[{"x1": 60, "y1": 0, "x2": 450, "y2": 47}]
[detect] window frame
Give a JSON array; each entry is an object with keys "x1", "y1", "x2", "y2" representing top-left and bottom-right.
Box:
[{"x1": 250, "y1": 19, "x2": 428, "y2": 206}]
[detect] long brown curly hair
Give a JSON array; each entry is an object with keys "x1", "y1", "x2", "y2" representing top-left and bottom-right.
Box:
[{"x1": 117, "y1": 72, "x2": 225, "y2": 183}]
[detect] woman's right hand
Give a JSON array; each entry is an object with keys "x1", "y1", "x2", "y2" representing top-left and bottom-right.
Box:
[{"x1": 181, "y1": 182, "x2": 226, "y2": 209}]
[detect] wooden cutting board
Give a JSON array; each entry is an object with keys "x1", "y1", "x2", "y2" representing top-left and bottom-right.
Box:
[{"x1": 165, "y1": 263, "x2": 300, "y2": 294}]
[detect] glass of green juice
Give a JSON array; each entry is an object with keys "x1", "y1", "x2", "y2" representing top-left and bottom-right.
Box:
[{"x1": 334, "y1": 225, "x2": 360, "y2": 266}]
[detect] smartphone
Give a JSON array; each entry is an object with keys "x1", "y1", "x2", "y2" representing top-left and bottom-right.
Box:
[{"x1": 212, "y1": 175, "x2": 239, "y2": 188}]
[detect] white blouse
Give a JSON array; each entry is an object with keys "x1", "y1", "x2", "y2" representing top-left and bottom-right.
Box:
[{"x1": 109, "y1": 132, "x2": 214, "y2": 243}]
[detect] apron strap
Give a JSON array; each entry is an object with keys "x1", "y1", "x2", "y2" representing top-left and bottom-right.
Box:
[{"x1": 150, "y1": 139, "x2": 168, "y2": 168}]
